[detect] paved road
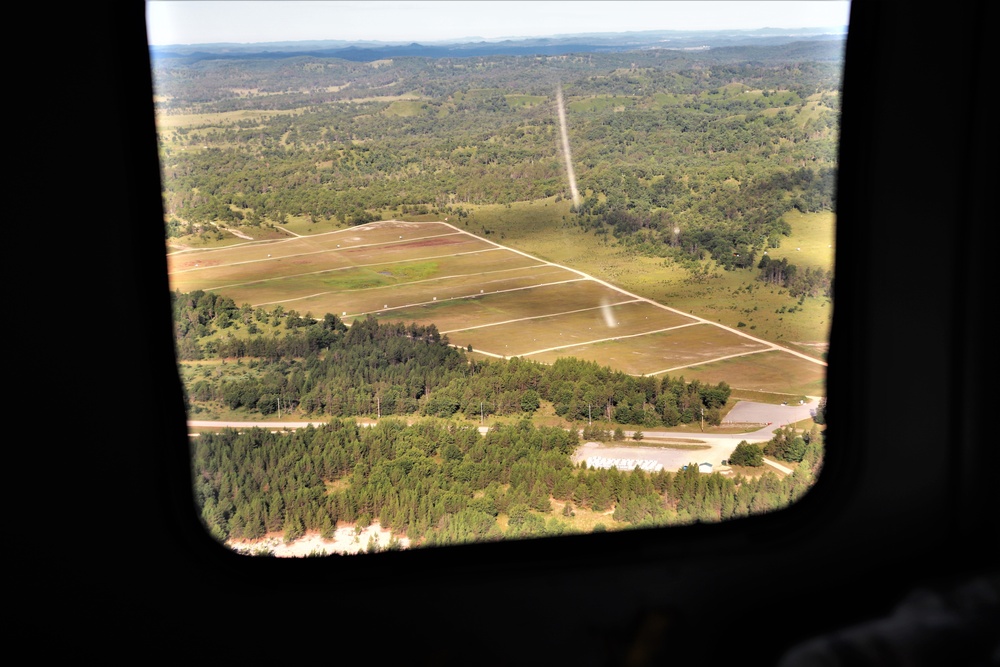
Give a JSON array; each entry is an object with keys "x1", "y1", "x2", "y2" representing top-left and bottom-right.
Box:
[
  {"x1": 189, "y1": 399, "x2": 815, "y2": 473},
  {"x1": 724, "y1": 400, "x2": 816, "y2": 433},
  {"x1": 573, "y1": 400, "x2": 816, "y2": 471}
]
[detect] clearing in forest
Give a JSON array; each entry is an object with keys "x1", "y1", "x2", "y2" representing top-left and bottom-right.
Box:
[{"x1": 167, "y1": 219, "x2": 825, "y2": 394}]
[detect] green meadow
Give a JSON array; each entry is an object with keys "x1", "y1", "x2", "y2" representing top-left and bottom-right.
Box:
[{"x1": 455, "y1": 199, "x2": 833, "y2": 352}]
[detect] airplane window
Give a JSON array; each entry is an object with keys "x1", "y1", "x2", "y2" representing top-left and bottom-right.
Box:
[{"x1": 147, "y1": 1, "x2": 849, "y2": 556}]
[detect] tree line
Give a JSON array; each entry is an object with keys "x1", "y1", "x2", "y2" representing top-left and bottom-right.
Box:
[
  {"x1": 729, "y1": 424, "x2": 824, "y2": 467},
  {"x1": 176, "y1": 290, "x2": 733, "y2": 427},
  {"x1": 757, "y1": 254, "x2": 833, "y2": 297},
  {"x1": 193, "y1": 416, "x2": 824, "y2": 548}
]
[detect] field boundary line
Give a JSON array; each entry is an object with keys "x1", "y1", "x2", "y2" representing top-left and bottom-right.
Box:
[
  {"x1": 200, "y1": 247, "x2": 515, "y2": 292},
  {"x1": 440, "y1": 299, "x2": 641, "y2": 333},
  {"x1": 166, "y1": 219, "x2": 449, "y2": 257},
  {"x1": 519, "y1": 322, "x2": 701, "y2": 356},
  {"x1": 258, "y1": 277, "x2": 588, "y2": 311},
  {"x1": 644, "y1": 348, "x2": 776, "y2": 376},
  {"x1": 169, "y1": 231, "x2": 467, "y2": 274},
  {"x1": 433, "y1": 220, "x2": 827, "y2": 368}
]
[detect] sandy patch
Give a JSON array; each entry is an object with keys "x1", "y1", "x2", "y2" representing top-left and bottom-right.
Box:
[
  {"x1": 228, "y1": 522, "x2": 410, "y2": 557},
  {"x1": 573, "y1": 440, "x2": 740, "y2": 471}
]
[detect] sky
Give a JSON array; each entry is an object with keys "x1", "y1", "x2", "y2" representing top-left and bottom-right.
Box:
[{"x1": 146, "y1": 1, "x2": 851, "y2": 46}]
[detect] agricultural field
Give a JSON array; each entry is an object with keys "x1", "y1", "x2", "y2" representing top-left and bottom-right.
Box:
[
  {"x1": 456, "y1": 199, "x2": 835, "y2": 356},
  {"x1": 167, "y1": 219, "x2": 827, "y2": 395}
]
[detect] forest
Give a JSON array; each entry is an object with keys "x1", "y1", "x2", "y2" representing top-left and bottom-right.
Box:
[
  {"x1": 193, "y1": 417, "x2": 824, "y2": 549},
  {"x1": 155, "y1": 42, "x2": 841, "y2": 273}
]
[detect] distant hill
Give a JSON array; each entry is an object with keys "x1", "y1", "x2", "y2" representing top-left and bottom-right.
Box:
[{"x1": 150, "y1": 27, "x2": 846, "y2": 64}]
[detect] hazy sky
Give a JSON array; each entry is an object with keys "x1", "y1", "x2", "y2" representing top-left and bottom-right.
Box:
[{"x1": 146, "y1": 1, "x2": 851, "y2": 46}]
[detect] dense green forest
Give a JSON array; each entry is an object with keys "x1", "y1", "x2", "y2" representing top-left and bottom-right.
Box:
[
  {"x1": 177, "y1": 290, "x2": 733, "y2": 427},
  {"x1": 155, "y1": 43, "x2": 840, "y2": 270},
  {"x1": 193, "y1": 417, "x2": 824, "y2": 548}
]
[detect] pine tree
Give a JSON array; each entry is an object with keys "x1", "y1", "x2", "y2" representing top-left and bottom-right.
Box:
[{"x1": 282, "y1": 513, "x2": 304, "y2": 544}]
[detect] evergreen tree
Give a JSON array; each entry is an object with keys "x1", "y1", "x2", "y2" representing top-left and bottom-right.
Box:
[{"x1": 729, "y1": 441, "x2": 764, "y2": 467}]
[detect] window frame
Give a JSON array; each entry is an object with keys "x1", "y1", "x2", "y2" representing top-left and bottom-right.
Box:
[{"x1": 94, "y1": 2, "x2": 994, "y2": 661}]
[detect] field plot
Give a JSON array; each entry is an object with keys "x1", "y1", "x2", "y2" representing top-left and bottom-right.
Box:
[
  {"x1": 168, "y1": 220, "x2": 452, "y2": 270},
  {"x1": 527, "y1": 325, "x2": 772, "y2": 376},
  {"x1": 662, "y1": 349, "x2": 827, "y2": 396},
  {"x1": 168, "y1": 227, "x2": 491, "y2": 293},
  {"x1": 256, "y1": 265, "x2": 581, "y2": 319},
  {"x1": 172, "y1": 248, "x2": 553, "y2": 304},
  {"x1": 166, "y1": 219, "x2": 826, "y2": 394},
  {"x1": 382, "y1": 280, "x2": 634, "y2": 332},
  {"x1": 446, "y1": 300, "x2": 696, "y2": 358}
]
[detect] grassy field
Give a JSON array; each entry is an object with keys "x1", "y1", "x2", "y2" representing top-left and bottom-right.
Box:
[
  {"x1": 672, "y1": 350, "x2": 827, "y2": 397},
  {"x1": 568, "y1": 95, "x2": 640, "y2": 113},
  {"x1": 457, "y1": 199, "x2": 833, "y2": 350},
  {"x1": 528, "y1": 324, "x2": 772, "y2": 376},
  {"x1": 505, "y1": 94, "x2": 548, "y2": 108},
  {"x1": 546, "y1": 499, "x2": 620, "y2": 533},
  {"x1": 445, "y1": 300, "x2": 691, "y2": 357},
  {"x1": 384, "y1": 99, "x2": 428, "y2": 117},
  {"x1": 167, "y1": 214, "x2": 829, "y2": 395},
  {"x1": 154, "y1": 108, "x2": 301, "y2": 128}
]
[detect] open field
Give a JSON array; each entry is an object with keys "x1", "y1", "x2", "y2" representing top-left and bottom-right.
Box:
[
  {"x1": 167, "y1": 219, "x2": 827, "y2": 394},
  {"x1": 665, "y1": 349, "x2": 827, "y2": 397},
  {"x1": 442, "y1": 300, "x2": 693, "y2": 358},
  {"x1": 154, "y1": 108, "x2": 302, "y2": 127},
  {"x1": 454, "y1": 199, "x2": 834, "y2": 347},
  {"x1": 384, "y1": 280, "x2": 648, "y2": 338},
  {"x1": 761, "y1": 210, "x2": 835, "y2": 269},
  {"x1": 527, "y1": 324, "x2": 772, "y2": 376},
  {"x1": 167, "y1": 222, "x2": 477, "y2": 278}
]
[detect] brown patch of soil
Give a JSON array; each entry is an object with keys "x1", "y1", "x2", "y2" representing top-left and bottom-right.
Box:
[{"x1": 402, "y1": 237, "x2": 465, "y2": 248}]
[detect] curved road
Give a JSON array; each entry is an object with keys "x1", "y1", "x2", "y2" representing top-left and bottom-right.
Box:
[{"x1": 576, "y1": 400, "x2": 815, "y2": 473}]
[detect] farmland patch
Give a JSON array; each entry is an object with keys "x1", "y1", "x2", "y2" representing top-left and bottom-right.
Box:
[
  {"x1": 527, "y1": 324, "x2": 772, "y2": 376},
  {"x1": 372, "y1": 279, "x2": 627, "y2": 332},
  {"x1": 662, "y1": 349, "x2": 827, "y2": 396},
  {"x1": 165, "y1": 219, "x2": 826, "y2": 395},
  {"x1": 271, "y1": 264, "x2": 579, "y2": 318},
  {"x1": 450, "y1": 301, "x2": 696, "y2": 358}
]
